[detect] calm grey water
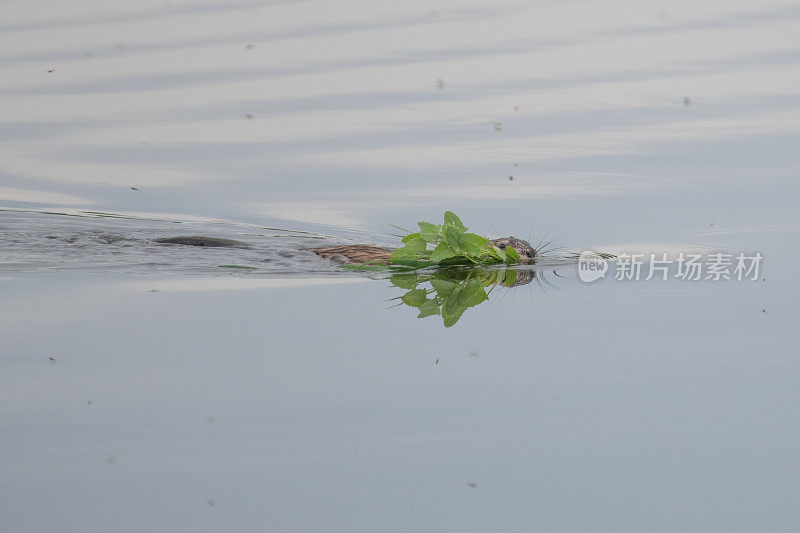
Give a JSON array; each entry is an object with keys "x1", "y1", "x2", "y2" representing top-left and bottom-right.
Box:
[{"x1": 2, "y1": 1, "x2": 799, "y2": 531}]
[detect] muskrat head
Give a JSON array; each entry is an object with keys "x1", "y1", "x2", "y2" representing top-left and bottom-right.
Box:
[{"x1": 490, "y1": 237, "x2": 538, "y2": 263}]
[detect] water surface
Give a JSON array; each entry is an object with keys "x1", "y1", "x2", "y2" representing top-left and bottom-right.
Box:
[{"x1": 1, "y1": 1, "x2": 799, "y2": 531}]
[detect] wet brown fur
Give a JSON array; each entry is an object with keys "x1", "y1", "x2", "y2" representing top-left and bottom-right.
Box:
[{"x1": 312, "y1": 245, "x2": 394, "y2": 264}]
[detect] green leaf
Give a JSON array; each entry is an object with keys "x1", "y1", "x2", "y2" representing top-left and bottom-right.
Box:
[
  {"x1": 443, "y1": 225, "x2": 462, "y2": 251},
  {"x1": 458, "y1": 233, "x2": 489, "y2": 257},
  {"x1": 502, "y1": 270, "x2": 517, "y2": 286},
  {"x1": 417, "y1": 222, "x2": 441, "y2": 243},
  {"x1": 505, "y1": 245, "x2": 521, "y2": 262},
  {"x1": 491, "y1": 245, "x2": 507, "y2": 262},
  {"x1": 402, "y1": 234, "x2": 427, "y2": 251},
  {"x1": 390, "y1": 247, "x2": 417, "y2": 262},
  {"x1": 430, "y1": 241, "x2": 458, "y2": 262},
  {"x1": 390, "y1": 235, "x2": 426, "y2": 262},
  {"x1": 430, "y1": 279, "x2": 457, "y2": 298},
  {"x1": 401, "y1": 288, "x2": 428, "y2": 307},
  {"x1": 417, "y1": 299, "x2": 441, "y2": 318},
  {"x1": 438, "y1": 279, "x2": 489, "y2": 327},
  {"x1": 402, "y1": 232, "x2": 420, "y2": 244},
  {"x1": 390, "y1": 273, "x2": 420, "y2": 289},
  {"x1": 484, "y1": 271, "x2": 500, "y2": 286},
  {"x1": 442, "y1": 311, "x2": 464, "y2": 327},
  {"x1": 485, "y1": 246, "x2": 502, "y2": 261},
  {"x1": 459, "y1": 280, "x2": 489, "y2": 307},
  {"x1": 443, "y1": 211, "x2": 467, "y2": 233},
  {"x1": 441, "y1": 287, "x2": 467, "y2": 327}
]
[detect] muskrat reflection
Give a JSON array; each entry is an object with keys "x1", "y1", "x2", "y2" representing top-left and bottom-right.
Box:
[{"x1": 389, "y1": 267, "x2": 549, "y2": 327}]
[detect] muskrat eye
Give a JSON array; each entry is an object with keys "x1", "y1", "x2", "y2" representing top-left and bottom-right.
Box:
[
  {"x1": 498, "y1": 243, "x2": 506, "y2": 249},
  {"x1": 526, "y1": 250, "x2": 534, "y2": 257}
]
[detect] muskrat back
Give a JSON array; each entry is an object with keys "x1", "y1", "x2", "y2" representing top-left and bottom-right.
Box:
[{"x1": 312, "y1": 245, "x2": 393, "y2": 264}]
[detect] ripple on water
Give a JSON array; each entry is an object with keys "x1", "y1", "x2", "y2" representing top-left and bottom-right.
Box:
[{"x1": 0, "y1": 208, "x2": 369, "y2": 275}]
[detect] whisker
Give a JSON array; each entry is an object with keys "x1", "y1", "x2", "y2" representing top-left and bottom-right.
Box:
[
  {"x1": 534, "y1": 270, "x2": 558, "y2": 305},
  {"x1": 535, "y1": 226, "x2": 556, "y2": 250},
  {"x1": 527, "y1": 221, "x2": 535, "y2": 244}
]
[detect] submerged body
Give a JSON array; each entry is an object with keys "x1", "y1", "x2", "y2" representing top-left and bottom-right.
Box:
[
  {"x1": 155, "y1": 236, "x2": 249, "y2": 248},
  {"x1": 312, "y1": 237, "x2": 537, "y2": 264}
]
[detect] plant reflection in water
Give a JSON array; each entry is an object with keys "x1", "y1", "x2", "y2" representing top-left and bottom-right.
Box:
[{"x1": 388, "y1": 266, "x2": 559, "y2": 327}]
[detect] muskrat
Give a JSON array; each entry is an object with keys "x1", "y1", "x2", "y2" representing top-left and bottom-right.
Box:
[{"x1": 312, "y1": 236, "x2": 537, "y2": 264}]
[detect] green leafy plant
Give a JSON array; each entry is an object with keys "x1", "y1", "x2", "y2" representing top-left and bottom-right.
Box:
[{"x1": 345, "y1": 211, "x2": 522, "y2": 271}]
